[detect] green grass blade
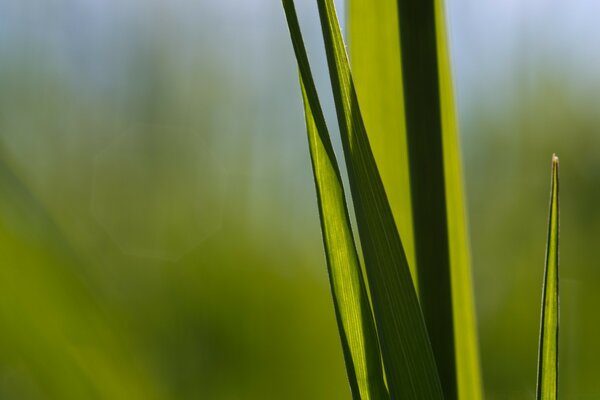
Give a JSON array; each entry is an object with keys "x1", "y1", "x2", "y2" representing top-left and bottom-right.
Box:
[
  {"x1": 537, "y1": 154, "x2": 560, "y2": 400},
  {"x1": 316, "y1": 0, "x2": 443, "y2": 397},
  {"x1": 435, "y1": 1, "x2": 483, "y2": 398},
  {"x1": 396, "y1": 2, "x2": 454, "y2": 394},
  {"x1": 282, "y1": 2, "x2": 389, "y2": 398},
  {"x1": 392, "y1": 0, "x2": 483, "y2": 397},
  {"x1": 348, "y1": 0, "x2": 416, "y2": 284}
]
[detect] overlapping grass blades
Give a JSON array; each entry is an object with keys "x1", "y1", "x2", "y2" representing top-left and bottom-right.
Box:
[
  {"x1": 348, "y1": 0, "x2": 416, "y2": 283},
  {"x1": 285, "y1": 2, "x2": 566, "y2": 400},
  {"x1": 350, "y1": 0, "x2": 481, "y2": 397},
  {"x1": 283, "y1": 0, "x2": 443, "y2": 397},
  {"x1": 283, "y1": 0, "x2": 487, "y2": 398},
  {"x1": 316, "y1": 0, "x2": 443, "y2": 397},
  {"x1": 396, "y1": 0, "x2": 481, "y2": 397},
  {"x1": 536, "y1": 155, "x2": 560, "y2": 400},
  {"x1": 282, "y1": 2, "x2": 388, "y2": 398}
]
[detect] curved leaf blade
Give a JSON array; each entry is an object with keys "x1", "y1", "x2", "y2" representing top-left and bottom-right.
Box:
[
  {"x1": 282, "y1": 2, "x2": 389, "y2": 398},
  {"x1": 537, "y1": 154, "x2": 560, "y2": 400}
]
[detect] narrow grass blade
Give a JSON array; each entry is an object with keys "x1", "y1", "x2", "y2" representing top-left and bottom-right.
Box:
[
  {"x1": 348, "y1": 0, "x2": 416, "y2": 284},
  {"x1": 537, "y1": 154, "x2": 560, "y2": 400},
  {"x1": 435, "y1": 1, "x2": 483, "y2": 398},
  {"x1": 393, "y1": 0, "x2": 483, "y2": 397},
  {"x1": 316, "y1": 0, "x2": 443, "y2": 397},
  {"x1": 282, "y1": 2, "x2": 389, "y2": 398}
]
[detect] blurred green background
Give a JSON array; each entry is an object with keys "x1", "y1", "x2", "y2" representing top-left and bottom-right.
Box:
[{"x1": 1, "y1": 0, "x2": 599, "y2": 399}]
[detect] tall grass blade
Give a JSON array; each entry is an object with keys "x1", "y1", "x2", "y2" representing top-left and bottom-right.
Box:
[
  {"x1": 393, "y1": 0, "x2": 483, "y2": 397},
  {"x1": 316, "y1": 0, "x2": 443, "y2": 397},
  {"x1": 434, "y1": 3, "x2": 483, "y2": 397},
  {"x1": 282, "y1": 2, "x2": 389, "y2": 398},
  {"x1": 348, "y1": 0, "x2": 416, "y2": 283},
  {"x1": 537, "y1": 154, "x2": 560, "y2": 400}
]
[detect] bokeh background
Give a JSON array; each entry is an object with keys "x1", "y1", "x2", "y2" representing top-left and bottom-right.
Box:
[{"x1": 1, "y1": 0, "x2": 599, "y2": 399}]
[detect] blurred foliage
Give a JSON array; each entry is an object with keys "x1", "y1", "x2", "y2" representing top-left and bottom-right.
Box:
[
  {"x1": 464, "y1": 77, "x2": 600, "y2": 398},
  {"x1": 0, "y1": 0, "x2": 600, "y2": 399}
]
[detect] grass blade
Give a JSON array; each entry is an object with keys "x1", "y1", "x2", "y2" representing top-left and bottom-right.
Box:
[
  {"x1": 316, "y1": 0, "x2": 443, "y2": 397},
  {"x1": 537, "y1": 154, "x2": 560, "y2": 400},
  {"x1": 393, "y1": 0, "x2": 483, "y2": 397},
  {"x1": 282, "y1": 2, "x2": 389, "y2": 398},
  {"x1": 348, "y1": 0, "x2": 416, "y2": 283},
  {"x1": 435, "y1": 2, "x2": 483, "y2": 397}
]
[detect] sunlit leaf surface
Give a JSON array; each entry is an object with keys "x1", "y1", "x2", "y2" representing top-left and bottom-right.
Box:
[{"x1": 348, "y1": 0, "x2": 416, "y2": 283}]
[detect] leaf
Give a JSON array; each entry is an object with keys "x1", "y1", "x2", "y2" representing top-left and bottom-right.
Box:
[
  {"x1": 389, "y1": 0, "x2": 483, "y2": 397},
  {"x1": 348, "y1": 0, "x2": 416, "y2": 284},
  {"x1": 537, "y1": 154, "x2": 560, "y2": 400},
  {"x1": 434, "y1": 2, "x2": 483, "y2": 398},
  {"x1": 281, "y1": 2, "x2": 389, "y2": 399},
  {"x1": 315, "y1": 0, "x2": 444, "y2": 397}
]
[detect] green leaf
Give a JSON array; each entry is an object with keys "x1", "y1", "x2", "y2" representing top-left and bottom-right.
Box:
[
  {"x1": 435, "y1": 3, "x2": 483, "y2": 397},
  {"x1": 315, "y1": 0, "x2": 444, "y2": 397},
  {"x1": 348, "y1": 0, "x2": 416, "y2": 284},
  {"x1": 537, "y1": 154, "x2": 560, "y2": 400},
  {"x1": 389, "y1": 0, "x2": 483, "y2": 397},
  {"x1": 282, "y1": 2, "x2": 389, "y2": 399}
]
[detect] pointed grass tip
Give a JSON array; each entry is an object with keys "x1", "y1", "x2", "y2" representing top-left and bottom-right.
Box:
[{"x1": 552, "y1": 154, "x2": 559, "y2": 165}]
